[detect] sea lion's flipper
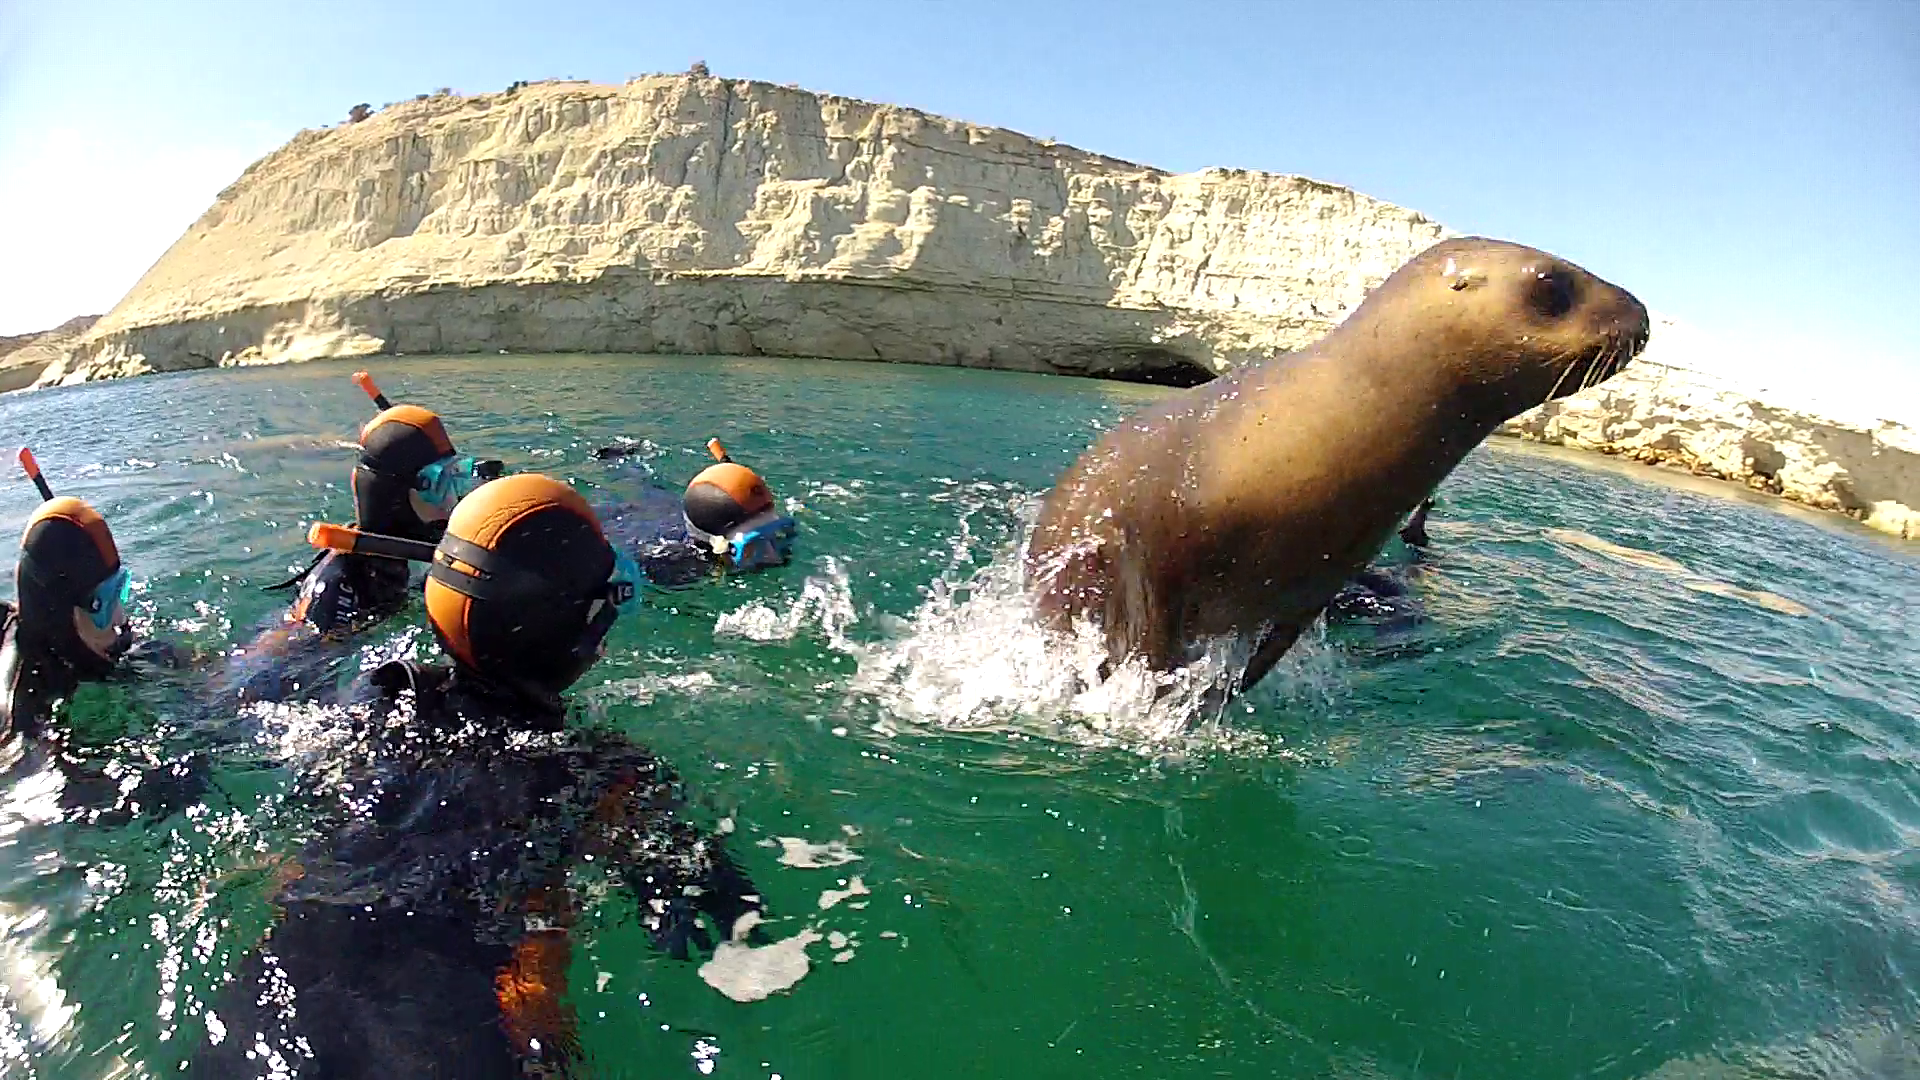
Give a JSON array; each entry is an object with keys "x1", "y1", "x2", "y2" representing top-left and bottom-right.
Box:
[
  {"x1": 1239, "y1": 623, "x2": 1303, "y2": 693},
  {"x1": 1399, "y1": 499, "x2": 1435, "y2": 549}
]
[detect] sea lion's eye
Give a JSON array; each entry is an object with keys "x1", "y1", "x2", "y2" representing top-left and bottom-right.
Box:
[{"x1": 1528, "y1": 271, "x2": 1576, "y2": 319}]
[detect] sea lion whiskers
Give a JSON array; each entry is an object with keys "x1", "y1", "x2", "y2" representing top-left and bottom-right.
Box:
[{"x1": 1542, "y1": 343, "x2": 1589, "y2": 403}]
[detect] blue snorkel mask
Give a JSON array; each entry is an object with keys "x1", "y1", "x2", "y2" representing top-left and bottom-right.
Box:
[
  {"x1": 86, "y1": 564, "x2": 132, "y2": 631},
  {"x1": 726, "y1": 513, "x2": 798, "y2": 570},
  {"x1": 600, "y1": 551, "x2": 644, "y2": 618},
  {"x1": 414, "y1": 454, "x2": 505, "y2": 511}
]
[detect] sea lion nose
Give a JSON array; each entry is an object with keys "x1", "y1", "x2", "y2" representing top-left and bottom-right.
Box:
[{"x1": 1609, "y1": 288, "x2": 1652, "y2": 357}]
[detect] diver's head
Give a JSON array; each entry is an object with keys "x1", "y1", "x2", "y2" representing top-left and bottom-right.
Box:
[
  {"x1": 423, "y1": 474, "x2": 640, "y2": 698},
  {"x1": 16, "y1": 496, "x2": 131, "y2": 673},
  {"x1": 352, "y1": 404, "x2": 502, "y2": 542},
  {"x1": 682, "y1": 450, "x2": 796, "y2": 571}
]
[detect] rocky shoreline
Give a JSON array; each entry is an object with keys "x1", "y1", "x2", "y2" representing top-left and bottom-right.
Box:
[
  {"x1": 1500, "y1": 321, "x2": 1919, "y2": 540},
  {"x1": 12, "y1": 73, "x2": 1915, "y2": 541}
]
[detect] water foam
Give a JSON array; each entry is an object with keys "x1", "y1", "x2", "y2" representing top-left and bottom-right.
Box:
[{"x1": 710, "y1": 488, "x2": 1339, "y2": 759}]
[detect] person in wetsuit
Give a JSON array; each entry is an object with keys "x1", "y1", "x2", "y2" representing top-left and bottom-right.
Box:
[
  {"x1": 2, "y1": 484, "x2": 134, "y2": 744},
  {"x1": 219, "y1": 392, "x2": 502, "y2": 706},
  {"x1": 594, "y1": 438, "x2": 797, "y2": 588},
  {"x1": 189, "y1": 473, "x2": 762, "y2": 1080},
  {"x1": 1327, "y1": 497, "x2": 1437, "y2": 624},
  {"x1": 274, "y1": 402, "x2": 502, "y2": 637},
  {"x1": 2, "y1": 450, "x2": 197, "y2": 819}
]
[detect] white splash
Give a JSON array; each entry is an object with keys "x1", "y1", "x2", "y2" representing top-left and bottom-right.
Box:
[
  {"x1": 713, "y1": 560, "x2": 861, "y2": 644},
  {"x1": 697, "y1": 922, "x2": 824, "y2": 1004},
  {"x1": 839, "y1": 537, "x2": 1327, "y2": 756},
  {"x1": 818, "y1": 876, "x2": 870, "y2": 910},
  {"x1": 763, "y1": 836, "x2": 862, "y2": 869},
  {"x1": 705, "y1": 489, "x2": 1338, "y2": 757}
]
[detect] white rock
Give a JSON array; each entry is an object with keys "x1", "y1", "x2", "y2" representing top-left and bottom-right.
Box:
[{"x1": 1502, "y1": 318, "x2": 1920, "y2": 539}]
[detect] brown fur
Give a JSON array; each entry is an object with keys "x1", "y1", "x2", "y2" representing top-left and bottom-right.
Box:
[{"x1": 1024, "y1": 237, "x2": 1651, "y2": 689}]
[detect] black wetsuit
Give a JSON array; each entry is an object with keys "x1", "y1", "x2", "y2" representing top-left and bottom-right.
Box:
[
  {"x1": 0, "y1": 601, "x2": 201, "y2": 822},
  {"x1": 0, "y1": 599, "x2": 90, "y2": 746},
  {"x1": 291, "y1": 549, "x2": 415, "y2": 636},
  {"x1": 594, "y1": 485, "x2": 721, "y2": 589},
  {"x1": 188, "y1": 660, "x2": 760, "y2": 1080},
  {"x1": 213, "y1": 551, "x2": 417, "y2": 710}
]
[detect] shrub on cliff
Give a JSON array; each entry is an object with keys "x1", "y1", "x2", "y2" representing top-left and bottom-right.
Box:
[
  {"x1": 689, "y1": 60, "x2": 710, "y2": 77},
  {"x1": 346, "y1": 103, "x2": 372, "y2": 123}
]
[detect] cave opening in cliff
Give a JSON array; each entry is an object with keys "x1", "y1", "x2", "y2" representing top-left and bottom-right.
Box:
[{"x1": 1075, "y1": 347, "x2": 1219, "y2": 389}]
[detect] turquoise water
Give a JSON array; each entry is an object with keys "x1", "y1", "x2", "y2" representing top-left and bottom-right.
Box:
[{"x1": 1, "y1": 353, "x2": 1917, "y2": 1078}]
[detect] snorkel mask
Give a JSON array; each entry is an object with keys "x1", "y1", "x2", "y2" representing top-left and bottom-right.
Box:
[
  {"x1": 717, "y1": 507, "x2": 798, "y2": 570},
  {"x1": 86, "y1": 564, "x2": 133, "y2": 632},
  {"x1": 684, "y1": 439, "x2": 798, "y2": 571},
  {"x1": 414, "y1": 454, "x2": 505, "y2": 512}
]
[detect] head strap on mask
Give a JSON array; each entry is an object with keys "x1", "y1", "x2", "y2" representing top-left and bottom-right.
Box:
[{"x1": 307, "y1": 523, "x2": 640, "y2": 612}]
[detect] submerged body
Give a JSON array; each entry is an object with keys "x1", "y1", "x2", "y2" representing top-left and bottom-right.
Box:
[
  {"x1": 1025, "y1": 237, "x2": 1650, "y2": 690},
  {"x1": 1327, "y1": 500, "x2": 1436, "y2": 630},
  {"x1": 188, "y1": 661, "x2": 759, "y2": 1079},
  {"x1": 595, "y1": 484, "x2": 726, "y2": 588}
]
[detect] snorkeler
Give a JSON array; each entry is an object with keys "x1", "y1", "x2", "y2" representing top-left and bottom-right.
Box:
[
  {"x1": 215, "y1": 373, "x2": 504, "y2": 707},
  {"x1": 0, "y1": 449, "x2": 208, "y2": 824},
  {"x1": 595, "y1": 437, "x2": 798, "y2": 588},
  {"x1": 265, "y1": 371, "x2": 503, "y2": 638},
  {"x1": 189, "y1": 473, "x2": 763, "y2": 1079},
  {"x1": 0, "y1": 449, "x2": 137, "y2": 743}
]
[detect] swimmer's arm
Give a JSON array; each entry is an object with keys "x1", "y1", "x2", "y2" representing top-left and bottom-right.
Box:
[
  {"x1": 496, "y1": 885, "x2": 585, "y2": 1077},
  {"x1": 577, "y1": 765, "x2": 764, "y2": 959}
]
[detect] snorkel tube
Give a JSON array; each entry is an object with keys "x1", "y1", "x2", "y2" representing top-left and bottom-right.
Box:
[
  {"x1": 352, "y1": 370, "x2": 394, "y2": 411},
  {"x1": 307, "y1": 523, "x2": 442, "y2": 563},
  {"x1": 17, "y1": 448, "x2": 55, "y2": 502}
]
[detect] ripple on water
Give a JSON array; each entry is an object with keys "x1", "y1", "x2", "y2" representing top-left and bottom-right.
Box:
[{"x1": 2, "y1": 357, "x2": 1917, "y2": 1080}]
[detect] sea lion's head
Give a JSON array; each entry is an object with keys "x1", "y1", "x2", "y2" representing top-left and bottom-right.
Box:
[{"x1": 1371, "y1": 237, "x2": 1651, "y2": 424}]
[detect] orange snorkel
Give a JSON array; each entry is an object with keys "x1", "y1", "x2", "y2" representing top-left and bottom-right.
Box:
[
  {"x1": 307, "y1": 522, "x2": 439, "y2": 563},
  {"x1": 17, "y1": 447, "x2": 55, "y2": 502},
  {"x1": 352, "y1": 370, "x2": 394, "y2": 411}
]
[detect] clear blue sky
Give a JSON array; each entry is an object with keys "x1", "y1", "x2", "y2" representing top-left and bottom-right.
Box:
[{"x1": 2, "y1": 0, "x2": 1915, "y2": 412}]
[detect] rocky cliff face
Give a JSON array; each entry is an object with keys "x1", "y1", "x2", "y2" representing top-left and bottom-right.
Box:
[
  {"x1": 1502, "y1": 320, "x2": 1920, "y2": 540},
  {"x1": 38, "y1": 74, "x2": 1447, "y2": 389},
  {"x1": 31, "y1": 74, "x2": 1916, "y2": 542},
  {"x1": 0, "y1": 315, "x2": 99, "y2": 393}
]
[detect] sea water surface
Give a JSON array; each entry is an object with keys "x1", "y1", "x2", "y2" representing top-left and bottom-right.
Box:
[{"x1": 0, "y1": 353, "x2": 1916, "y2": 1079}]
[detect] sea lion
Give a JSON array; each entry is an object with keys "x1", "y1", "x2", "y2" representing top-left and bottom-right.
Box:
[{"x1": 1024, "y1": 237, "x2": 1651, "y2": 692}]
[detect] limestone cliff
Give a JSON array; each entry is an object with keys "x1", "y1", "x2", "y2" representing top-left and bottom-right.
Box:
[
  {"x1": 1502, "y1": 320, "x2": 1920, "y2": 540},
  {"x1": 32, "y1": 74, "x2": 1915, "y2": 542},
  {"x1": 0, "y1": 315, "x2": 99, "y2": 393},
  {"x1": 38, "y1": 74, "x2": 1447, "y2": 389}
]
